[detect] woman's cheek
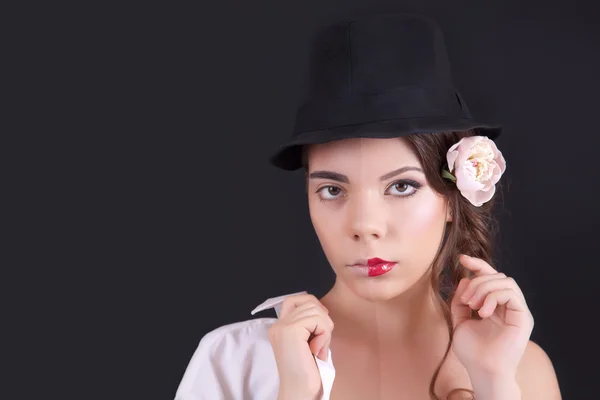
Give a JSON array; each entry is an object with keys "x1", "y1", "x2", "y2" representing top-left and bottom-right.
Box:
[
  {"x1": 396, "y1": 197, "x2": 447, "y2": 250},
  {"x1": 310, "y1": 207, "x2": 346, "y2": 265}
]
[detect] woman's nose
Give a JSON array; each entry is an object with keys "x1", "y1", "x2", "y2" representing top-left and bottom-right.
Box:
[{"x1": 346, "y1": 192, "x2": 388, "y2": 242}]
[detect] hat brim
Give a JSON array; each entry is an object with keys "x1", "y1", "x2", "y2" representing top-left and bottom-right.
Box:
[{"x1": 268, "y1": 116, "x2": 502, "y2": 171}]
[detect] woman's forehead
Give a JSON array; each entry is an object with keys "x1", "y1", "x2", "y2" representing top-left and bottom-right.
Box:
[{"x1": 307, "y1": 137, "x2": 421, "y2": 171}]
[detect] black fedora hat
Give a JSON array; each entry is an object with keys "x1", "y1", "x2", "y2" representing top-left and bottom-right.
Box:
[{"x1": 268, "y1": 13, "x2": 502, "y2": 171}]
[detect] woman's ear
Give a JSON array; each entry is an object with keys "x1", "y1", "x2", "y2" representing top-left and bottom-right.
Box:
[{"x1": 446, "y1": 206, "x2": 453, "y2": 223}]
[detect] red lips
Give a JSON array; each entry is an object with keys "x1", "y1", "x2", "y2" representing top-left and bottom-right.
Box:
[
  {"x1": 366, "y1": 258, "x2": 396, "y2": 277},
  {"x1": 367, "y1": 257, "x2": 392, "y2": 266}
]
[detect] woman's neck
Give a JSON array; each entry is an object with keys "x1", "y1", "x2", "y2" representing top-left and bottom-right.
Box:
[{"x1": 320, "y1": 273, "x2": 448, "y2": 346}]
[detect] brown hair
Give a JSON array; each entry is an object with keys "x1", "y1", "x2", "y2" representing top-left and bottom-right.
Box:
[
  {"x1": 405, "y1": 130, "x2": 500, "y2": 399},
  {"x1": 302, "y1": 130, "x2": 501, "y2": 399}
]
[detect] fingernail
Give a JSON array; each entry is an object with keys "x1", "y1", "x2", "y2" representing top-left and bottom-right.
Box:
[
  {"x1": 316, "y1": 346, "x2": 327, "y2": 362},
  {"x1": 317, "y1": 346, "x2": 324, "y2": 359}
]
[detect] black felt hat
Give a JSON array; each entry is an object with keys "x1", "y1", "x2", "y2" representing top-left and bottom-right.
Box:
[{"x1": 268, "y1": 13, "x2": 502, "y2": 171}]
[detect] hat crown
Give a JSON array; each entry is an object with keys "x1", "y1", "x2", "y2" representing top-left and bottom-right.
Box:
[
  {"x1": 267, "y1": 12, "x2": 502, "y2": 171},
  {"x1": 305, "y1": 14, "x2": 453, "y2": 99}
]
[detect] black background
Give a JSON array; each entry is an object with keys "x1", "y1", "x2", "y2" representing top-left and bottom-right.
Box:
[{"x1": 15, "y1": 0, "x2": 599, "y2": 399}]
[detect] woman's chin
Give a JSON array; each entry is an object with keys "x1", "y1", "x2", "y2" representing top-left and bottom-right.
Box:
[{"x1": 345, "y1": 277, "x2": 415, "y2": 302}]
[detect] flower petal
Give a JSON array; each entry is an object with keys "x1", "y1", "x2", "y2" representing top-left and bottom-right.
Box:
[
  {"x1": 474, "y1": 185, "x2": 496, "y2": 206},
  {"x1": 455, "y1": 166, "x2": 485, "y2": 192}
]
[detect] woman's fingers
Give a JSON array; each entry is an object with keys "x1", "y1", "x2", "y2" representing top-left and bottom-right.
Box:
[
  {"x1": 459, "y1": 273, "x2": 506, "y2": 303},
  {"x1": 279, "y1": 294, "x2": 328, "y2": 318},
  {"x1": 274, "y1": 293, "x2": 333, "y2": 361},
  {"x1": 451, "y1": 277, "x2": 472, "y2": 329},
  {"x1": 478, "y1": 288, "x2": 533, "y2": 329},
  {"x1": 462, "y1": 276, "x2": 526, "y2": 309},
  {"x1": 459, "y1": 254, "x2": 497, "y2": 276},
  {"x1": 452, "y1": 256, "x2": 531, "y2": 329},
  {"x1": 292, "y1": 314, "x2": 334, "y2": 360}
]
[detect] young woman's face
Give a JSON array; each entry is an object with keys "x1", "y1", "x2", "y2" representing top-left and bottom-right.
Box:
[{"x1": 307, "y1": 137, "x2": 451, "y2": 301}]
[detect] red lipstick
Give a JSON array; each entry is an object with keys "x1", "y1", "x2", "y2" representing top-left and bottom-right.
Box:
[
  {"x1": 367, "y1": 258, "x2": 396, "y2": 277},
  {"x1": 348, "y1": 257, "x2": 397, "y2": 277}
]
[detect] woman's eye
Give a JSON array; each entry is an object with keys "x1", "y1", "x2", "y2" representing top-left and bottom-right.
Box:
[
  {"x1": 387, "y1": 181, "x2": 419, "y2": 196},
  {"x1": 317, "y1": 180, "x2": 420, "y2": 201},
  {"x1": 317, "y1": 186, "x2": 343, "y2": 200}
]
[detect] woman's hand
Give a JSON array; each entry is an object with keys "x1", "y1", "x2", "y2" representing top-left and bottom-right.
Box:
[
  {"x1": 267, "y1": 293, "x2": 334, "y2": 400},
  {"x1": 451, "y1": 255, "x2": 534, "y2": 382}
]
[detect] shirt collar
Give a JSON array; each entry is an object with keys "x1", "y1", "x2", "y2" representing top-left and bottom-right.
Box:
[
  {"x1": 250, "y1": 291, "x2": 308, "y2": 317},
  {"x1": 250, "y1": 291, "x2": 336, "y2": 400}
]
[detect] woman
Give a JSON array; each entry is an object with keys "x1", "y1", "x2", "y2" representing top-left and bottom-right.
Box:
[{"x1": 175, "y1": 13, "x2": 561, "y2": 400}]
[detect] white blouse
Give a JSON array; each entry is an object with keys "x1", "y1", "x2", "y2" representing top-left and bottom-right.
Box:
[{"x1": 174, "y1": 291, "x2": 336, "y2": 400}]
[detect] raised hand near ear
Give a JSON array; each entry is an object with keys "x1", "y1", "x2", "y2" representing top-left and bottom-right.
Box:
[{"x1": 451, "y1": 255, "x2": 534, "y2": 380}]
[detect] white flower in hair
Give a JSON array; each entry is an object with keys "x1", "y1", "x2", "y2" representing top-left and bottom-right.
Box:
[{"x1": 442, "y1": 136, "x2": 506, "y2": 207}]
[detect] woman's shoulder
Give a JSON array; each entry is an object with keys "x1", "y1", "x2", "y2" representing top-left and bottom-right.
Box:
[
  {"x1": 174, "y1": 291, "x2": 307, "y2": 400},
  {"x1": 204, "y1": 317, "x2": 275, "y2": 343}
]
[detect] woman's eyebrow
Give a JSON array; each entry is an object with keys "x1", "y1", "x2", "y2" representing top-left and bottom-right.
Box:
[
  {"x1": 379, "y1": 166, "x2": 424, "y2": 180},
  {"x1": 308, "y1": 166, "x2": 424, "y2": 183},
  {"x1": 308, "y1": 170, "x2": 349, "y2": 183}
]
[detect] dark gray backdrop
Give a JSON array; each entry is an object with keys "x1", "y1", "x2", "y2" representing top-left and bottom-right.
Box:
[
  {"x1": 152, "y1": 1, "x2": 598, "y2": 399},
  {"x1": 30, "y1": 1, "x2": 598, "y2": 399}
]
